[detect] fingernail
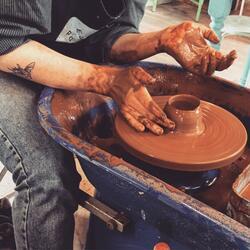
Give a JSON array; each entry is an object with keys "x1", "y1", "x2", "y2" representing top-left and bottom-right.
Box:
[
  {"x1": 168, "y1": 121, "x2": 175, "y2": 130},
  {"x1": 230, "y1": 50, "x2": 237, "y2": 59},
  {"x1": 163, "y1": 117, "x2": 175, "y2": 129},
  {"x1": 136, "y1": 124, "x2": 145, "y2": 132},
  {"x1": 139, "y1": 125, "x2": 145, "y2": 132},
  {"x1": 157, "y1": 128, "x2": 164, "y2": 135}
]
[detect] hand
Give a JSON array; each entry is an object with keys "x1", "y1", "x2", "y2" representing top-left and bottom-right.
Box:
[
  {"x1": 107, "y1": 66, "x2": 175, "y2": 135},
  {"x1": 158, "y1": 21, "x2": 237, "y2": 75}
]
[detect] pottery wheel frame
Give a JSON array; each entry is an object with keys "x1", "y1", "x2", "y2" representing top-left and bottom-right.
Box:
[{"x1": 115, "y1": 96, "x2": 248, "y2": 172}]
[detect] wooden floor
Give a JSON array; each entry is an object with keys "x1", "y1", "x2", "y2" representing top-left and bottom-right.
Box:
[{"x1": 141, "y1": 0, "x2": 250, "y2": 86}]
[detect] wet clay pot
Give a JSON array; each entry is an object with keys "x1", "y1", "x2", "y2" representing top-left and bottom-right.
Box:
[
  {"x1": 115, "y1": 95, "x2": 247, "y2": 171},
  {"x1": 164, "y1": 94, "x2": 205, "y2": 135},
  {"x1": 227, "y1": 165, "x2": 250, "y2": 227}
]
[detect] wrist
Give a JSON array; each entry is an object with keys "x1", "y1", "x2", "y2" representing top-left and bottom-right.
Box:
[
  {"x1": 157, "y1": 26, "x2": 174, "y2": 54},
  {"x1": 78, "y1": 63, "x2": 121, "y2": 95},
  {"x1": 155, "y1": 30, "x2": 165, "y2": 53}
]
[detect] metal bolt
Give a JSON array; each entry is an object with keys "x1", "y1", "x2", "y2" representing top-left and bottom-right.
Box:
[{"x1": 106, "y1": 220, "x2": 116, "y2": 231}]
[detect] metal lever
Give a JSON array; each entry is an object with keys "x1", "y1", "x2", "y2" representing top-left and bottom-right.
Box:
[{"x1": 78, "y1": 191, "x2": 129, "y2": 232}]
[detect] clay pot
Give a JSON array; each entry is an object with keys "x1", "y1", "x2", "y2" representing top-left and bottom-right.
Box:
[
  {"x1": 226, "y1": 165, "x2": 250, "y2": 227},
  {"x1": 115, "y1": 95, "x2": 247, "y2": 171},
  {"x1": 164, "y1": 94, "x2": 205, "y2": 135}
]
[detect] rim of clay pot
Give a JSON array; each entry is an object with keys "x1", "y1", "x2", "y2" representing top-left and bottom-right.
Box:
[
  {"x1": 165, "y1": 94, "x2": 205, "y2": 135},
  {"x1": 115, "y1": 95, "x2": 248, "y2": 171},
  {"x1": 168, "y1": 94, "x2": 201, "y2": 112}
]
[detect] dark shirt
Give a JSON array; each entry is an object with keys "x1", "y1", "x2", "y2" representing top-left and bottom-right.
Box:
[{"x1": 0, "y1": 0, "x2": 147, "y2": 63}]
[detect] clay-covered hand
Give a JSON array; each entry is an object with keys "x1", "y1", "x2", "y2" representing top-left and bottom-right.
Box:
[
  {"x1": 108, "y1": 67, "x2": 175, "y2": 135},
  {"x1": 158, "y1": 21, "x2": 237, "y2": 75}
]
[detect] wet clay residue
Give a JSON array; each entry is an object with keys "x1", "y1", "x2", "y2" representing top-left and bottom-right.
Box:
[
  {"x1": 240, "y1": 183, "x2": 250, "y2": 201},
  {"x1": 164, "y1": 94, "x2": 204, "y2": 135},
  {"x1": 50, "y1": 65, "x2": 250, "y2": 221},
  {"x1": 226, "y1": 164, "x2": 250, "y2": 226},
  {"x1": 111, "y1": 21, "x2": 236, "y2": 76},
  {"x1": 51, "y1": 90, "x2": 114, "y2": 139},
  {"x1": 115, "y1": 95, "x2": 247, "y2": 171},
  {"x1": 193, "y1": 151, "x2": 250, "y2": 212},
  {"x1": 162, "y1": 21, "x2": 237, "y2": 76}
]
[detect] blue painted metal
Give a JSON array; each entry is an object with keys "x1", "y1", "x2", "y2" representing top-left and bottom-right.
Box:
[
  {"x1": 38, "y1": 62, "x2": 250, "y2": 249},
  {"x1": 87, "y1": 214, "x2": 188, "y2": 250}
]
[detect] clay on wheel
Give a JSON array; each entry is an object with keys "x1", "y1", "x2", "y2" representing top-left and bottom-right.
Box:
[{"x1": 115, "y1": 96, "x2": 247, "y2": 171}]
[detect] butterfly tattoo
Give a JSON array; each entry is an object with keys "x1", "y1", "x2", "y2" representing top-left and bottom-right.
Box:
[{"x1": 8, "y1": 62, "x2": 35, "y2": 80}]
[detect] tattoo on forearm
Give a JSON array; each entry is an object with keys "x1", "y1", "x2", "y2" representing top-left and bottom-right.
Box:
[{"x1": 8, "y1": 62, "x2": 35, "y2": 80}]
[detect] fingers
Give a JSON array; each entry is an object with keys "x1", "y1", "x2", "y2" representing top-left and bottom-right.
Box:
[
  {"x1": 207, "y1": 51, "x2": 217, "y2": 75},
  {"x1": 131, "y1": 67, "x2": 156, "y2": 85},
  {"x1": 148, "y1": 100, "x2": 176, "y2": 130},
  {"x1": 120, "y1": 108, "x2": 145, "y2": 132},
  {"x1": 121, "y1": 106, "x2": 164, "y2": 135},
  {"x1": 139, "y1": 117, "x2": 164, "y2": 135},
  {"x1": 199, "y1": 49, "x2": 237, "y2": 75},
  {"x1": 117, "y1": 66, "x2": 176, "y2": 135},
  {"x1": 199, "y1": 24, "x2": 220, "y2": 43},
  {"x1": 136, "y1": 88, "x2": 176, "y2": 129},
  {"x1": 201, "y1": 54, "x2": 209, "y2": 75},
  {"x1": 206, "y1": 49, "x2": 236, "y2": 74},
  {"x1": 216, "y1": 50, "x2": 237, "y2": 71},
  {"x1": 128, "y1": 106, "x2": 164, "y2": 135}
]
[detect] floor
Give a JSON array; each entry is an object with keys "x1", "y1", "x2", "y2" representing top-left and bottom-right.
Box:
[
  {"x1": 0, "y1": 162, "x2": 15, "y2": 200},
  {"x1": 1, "y1": 1, "x2": 249, "y2": 249}
]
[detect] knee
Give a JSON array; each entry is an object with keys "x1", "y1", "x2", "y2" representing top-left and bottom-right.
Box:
[
  {"x1": 0, "y1": 73, "x2": 42, "y2": 141},
  {"x1": 13, "y1": 165, "x2": 79, "y2": 214},
  {"x1": 0, "y1": 72, "x2": 41, "y2": 115},
  {"x1": 0, "y1": 130, "x2": 23, "y2": 174}
]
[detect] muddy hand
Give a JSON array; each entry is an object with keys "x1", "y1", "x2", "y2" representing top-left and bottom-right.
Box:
[
  {"x1": 158, "y1": 21, "x2": 237, "y2": 75},
  {"x1": 108, "y1": 66, "x2": 175, "y2": 135}
]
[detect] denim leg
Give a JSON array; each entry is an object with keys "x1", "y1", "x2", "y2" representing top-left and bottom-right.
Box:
[{"x1": 0, "y1": 72, "x2": 81, "y2": 250}]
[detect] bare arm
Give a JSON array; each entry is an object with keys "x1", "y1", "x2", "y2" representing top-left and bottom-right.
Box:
[
  {"x1": 110, "y1": 31, "x2": 161, "y2": 63},
  {"x1": 0, "y1": 40, "x2": 119, "y2": 93},
  {"x1": 0, "y1": 40, "x2": 174, "y2": 135},
  {"x1": 110, "y1": 21, "x2": 236, "y2": 76}
]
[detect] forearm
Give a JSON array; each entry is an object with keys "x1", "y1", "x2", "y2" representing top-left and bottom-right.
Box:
[
  {"x1": 0, "y1": 40, "x2": 119, "y2": 94},
  {"x1": 110, "y1": 31, "x2": 164, "y2": 63}
]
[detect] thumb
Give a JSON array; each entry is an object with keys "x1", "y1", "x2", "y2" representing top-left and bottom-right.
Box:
[
  {"x1": 199, "y1": 24, "x2": 220, "y2": 43},
  {"x1": 131, "y1": 66, "x2": 156, "y2": 85}
]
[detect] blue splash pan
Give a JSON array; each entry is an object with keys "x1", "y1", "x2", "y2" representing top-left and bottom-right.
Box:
[{"x1": 38, "y1": 62, "x2": 250, "y2": 250}]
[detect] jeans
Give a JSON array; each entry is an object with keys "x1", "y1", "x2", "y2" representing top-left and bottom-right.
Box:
[{"x1": 0, "y1": 72, "x2": 81, "y2": 250}]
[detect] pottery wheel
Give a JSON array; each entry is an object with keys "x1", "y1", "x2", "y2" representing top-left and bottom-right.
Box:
[{"x1": 115, "y1": 96, "x2": 248, "y2": 171}]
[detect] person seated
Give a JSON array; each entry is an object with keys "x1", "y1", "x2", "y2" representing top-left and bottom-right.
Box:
[{"x1": 0, "y1": 1, "x2": 236, "y2": 249}]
